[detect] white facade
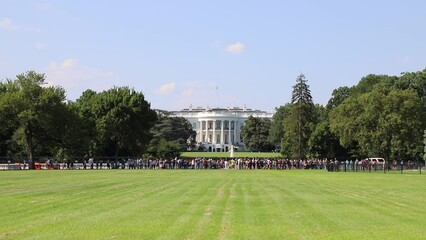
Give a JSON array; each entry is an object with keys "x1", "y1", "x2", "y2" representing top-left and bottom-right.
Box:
[{"x1": 171, "y1": 106, "x2": 273, "y2": 152}]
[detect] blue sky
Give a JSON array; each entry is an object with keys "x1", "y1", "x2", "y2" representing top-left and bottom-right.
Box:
[{"x1": 1, "y1": 0, "x2": 425, "y2": 111}]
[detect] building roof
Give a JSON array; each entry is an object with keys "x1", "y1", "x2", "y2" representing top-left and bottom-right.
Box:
[
  {"x1": 170, "y1": 106, "x2": 273, "y2": 119},
  {"x1": 171, "y1": 106, "x2": 270, "y2": 114}
]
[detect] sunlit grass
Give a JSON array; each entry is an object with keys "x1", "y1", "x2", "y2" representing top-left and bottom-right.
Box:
[{"x1": 0, "y1": 170, "x2": 424, "y2": 239}]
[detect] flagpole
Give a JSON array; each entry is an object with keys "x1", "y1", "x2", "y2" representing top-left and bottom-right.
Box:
[{"x1": 216, "y1": 85, "x2": 219, "y2": 108}]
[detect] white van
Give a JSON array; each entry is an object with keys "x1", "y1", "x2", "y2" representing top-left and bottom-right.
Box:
[{"x1": 368, "y1": 157, "x2": 386, "y2": 164}]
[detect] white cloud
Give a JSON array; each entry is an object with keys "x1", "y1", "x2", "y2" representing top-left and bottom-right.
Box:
[
  {"x1": 156, "y1": 82, "x2": 176, "y2": 95},
  {"x1": 46, "y1": 58, "x2": 119, "y2": 100},
  {"x1": 0, "y1": 17, "x2": 18, "y2": 30},
  {"x1": 0, "y1": 17, "x2": 41, "y2": 33},
  {"x1": 35, "y1": 41, "x2": 46, "y2": 50},
  {"x1": 179, "y1": 81, "x2": 201, "y2": 100},
  {"x1": 226, "y1": 42, "x2": 245, "y2": 54},
  {"x1": 61, "y1": 58, "x2": 77, "y2": 69}
]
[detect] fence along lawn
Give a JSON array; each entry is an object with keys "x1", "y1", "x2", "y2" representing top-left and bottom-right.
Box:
[{"x1": 0, "y1": 170, "x2": 425, "y2": 239}]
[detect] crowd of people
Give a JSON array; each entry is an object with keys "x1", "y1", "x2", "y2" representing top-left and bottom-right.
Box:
[
  {"x1": 60, "y1": 158, "x2": 327, "y2": 170},
  {"x1": 2, "y1": 157, "x2": 420, "y2": 171},
  {"x1": 55, "y1": 157, "x2": 390, "y2": 171}
]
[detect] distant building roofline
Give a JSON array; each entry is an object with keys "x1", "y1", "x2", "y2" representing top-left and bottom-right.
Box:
[{"x1": 171, "y1": 105, "x2": 271, "y2": 114}]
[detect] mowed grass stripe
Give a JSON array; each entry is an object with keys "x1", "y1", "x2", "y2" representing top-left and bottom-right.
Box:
[
  {"x1": 185, "y1": 177, "x2": 233, "y2": 239},
  {"x1": 155, "y1": 175, "x2": 226, "y2": 240},
  {"x1": 0, "y1": 170, "x2": 425, "y2": 239},
  {"x1": 85, "y1": 171, "x2": 223, "y2": 239},
  {"x1": 261, "y1": 173, "x2": 331, "y2": 239},
  {"x1": 281, "y1": 171, "x2": 425, "y2": 239},
  {"x1": 1, "y1": 171, "x2": 185, "y2": 239}
]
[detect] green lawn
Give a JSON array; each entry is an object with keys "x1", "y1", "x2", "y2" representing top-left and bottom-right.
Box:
[
  {"x1": 0, "y1": 170, "x2": 424, "y2": 240},
  {"x1": 180, "y1": 151, "x2": 282, "y2": 158}
]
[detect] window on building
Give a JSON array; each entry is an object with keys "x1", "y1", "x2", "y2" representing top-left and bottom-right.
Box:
[{"x1": 216, "y1": 121, "x2": 221, "y2": 130}]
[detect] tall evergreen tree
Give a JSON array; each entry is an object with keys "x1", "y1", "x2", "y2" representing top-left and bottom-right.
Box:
[{"x1": 281, "y1": 74, "x2": 315, "y2": 159}]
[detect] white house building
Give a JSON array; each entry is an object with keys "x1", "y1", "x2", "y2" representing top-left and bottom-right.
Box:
[{"x1": 171, "y1": 106, "x2": 273, "y2": 152}]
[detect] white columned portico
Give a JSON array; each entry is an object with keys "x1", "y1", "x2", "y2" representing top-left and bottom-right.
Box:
[
  {"x1": 212, "y1": 121, "x2": 216, "y2": 144},
  {"x1": 236, "y1": 121, "x2": 241, "y2": 144},
  {"x1": 201, "y1": 120, "x2": 204, "y2": 142},
  {"x1": 228, "y1": 120, "x2": 232, "y2": 144},
  {"x1": 171, "y1": 106, "x2": 273, "y2": 152},
  {"x1": 234, "y1": 120, "x2": 238, "y2": 145},
  {"x1": 205, "y1": 120, "x2": 208, "y2": 142},
  {"x1": 220, "y1": 120, "x2": 224, "y2": 144},
  {"x1": 198, "y1": 120, "x2": 202, "y2": 142}
]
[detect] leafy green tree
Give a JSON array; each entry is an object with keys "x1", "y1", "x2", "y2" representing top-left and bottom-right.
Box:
[
  {"x1": 147, "y1": 110, "x2": 195, "y2": 157},
  {"x1": 326, "y1": 86, "x2": 352, "y2": 111},
  {"x1": 147, "y1": 139, "x2": 181, "y2": 158},
  {"x1": 394, "y1": 69, "x2": 426, "y2": 98},
  {"x1": 395, "y1": 69, "x2": 426, "y2": 121},
  {"x1": 379, "y1": 89, "x2": 424, "y2": 159},
  {"x1": 281, "y1": 74, "x2": 315, "y2": 159},
  {"x1": 269, "y1": 103, "x2": 291, "y2": 148},
  {"x1": 77, "y1": 87, "x2": 157, "y2": 158},
  {"x1": 351, "y1": 74, "x2": 386, "y2": 96},
  {"x1": 330, "y1": 86, "x2": 423, "y2": 160},
  {"x1": 150, "y1": 111, "x2": 196, "y2": 151},
  {"x1": 56, "y1": 103, "x2": 92, "y2": 159},
  {"x1": 100, "y1": 87, "x2": 156, "y2": 157},
  {"x1": 308, "y1": 120, "x2": 331, "y2": 158},
  {"x1": 307, "y1": 104, "x2": 347, "y2": 158},
  {"x1": 241, "y1": 116, "x2": 273, "y2": 151},
  {"x1": 0, "y1": 71, "x2": 67, "y2": 167},
  {"x1": 0, "y1": 80, "x2": 19, "y2": 156},
  {"x1": 72, "y1": 90, "x2": 102, "y2": 156}
]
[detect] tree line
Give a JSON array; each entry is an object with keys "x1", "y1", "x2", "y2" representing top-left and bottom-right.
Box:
[
  {"x1": 241, "y1": 69, "x2": 426, "y2": 161},
  {"x1": 1, "y1": 69, "x2": 425, "y2": 166},
  {"x1": 0, "y1": 71, "x2": 195, "y2": 168}
]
